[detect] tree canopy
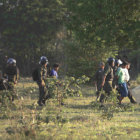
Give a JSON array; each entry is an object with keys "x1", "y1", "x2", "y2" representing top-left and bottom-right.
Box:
[{"x1": 0, "y1": 0, "x2": 139, "y2": 77}]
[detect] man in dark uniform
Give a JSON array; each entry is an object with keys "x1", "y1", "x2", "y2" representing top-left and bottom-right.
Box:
[
  {"x1": 94, "y1": 62, "x2": 105, "y2": 101},
  {"x1": 100, "y1": 57, "x2": 115, "y2": 103},
  {"x1": 37, "y1": 56, "x2": 48, "y2": 106},
  {"x1": 5, "y1": 58, "x2": 19, "y2": 101}
]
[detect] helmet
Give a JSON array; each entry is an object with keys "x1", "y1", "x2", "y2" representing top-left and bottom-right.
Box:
[
  {"x1": 39, "y1": 56, "x2": 48, "y2": 65},
  {"x1": 107, "y1": 57, "x2": 115, "y2": 63},
  {"x1": 7, "y1": 58, "x2": 16, "y2": 65},
  {"x1": 115, "y1": 59, "x2": 123, "y2": 65}
]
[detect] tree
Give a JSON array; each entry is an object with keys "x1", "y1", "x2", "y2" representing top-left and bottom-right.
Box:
[
  {"x1": 65, "y1": 0, "x2": 139, "y2": 77},
  {"x1": 0, "y1": 0, "x2": 66, "y2": 75}
]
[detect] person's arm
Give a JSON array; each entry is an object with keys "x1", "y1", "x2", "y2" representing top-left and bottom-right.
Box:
[
  {"x1": 93, "y1": 71, "x2": 98, "y2": 86},
  {"x1": 115, "y1": 68, "x2": 121, "y2": 83},
  {"x1": 15, "y1": 67, "x2": 19, "y2": 82},
  {"x1": 101, "y1": 75, "x2": 106, "y2": 87},
  {"x1": 125, "y1": 69, "x2": 130, "y2": 82},
  {"x1": 38, "y1": 67, "x2": 45, "y2": 86},
  {"x1": 101, "y1": 65, "x2": 109, "y2": 87}
]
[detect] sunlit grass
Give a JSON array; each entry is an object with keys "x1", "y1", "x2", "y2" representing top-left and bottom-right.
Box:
[{"x1": 0, "y1": 78, "x2": 140, "y2": 140}]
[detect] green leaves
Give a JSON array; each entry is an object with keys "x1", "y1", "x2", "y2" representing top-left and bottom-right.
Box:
[
  {"x1": 0, "y1": 0, "x2": 66, "y2": 74},
  {"x1": 44, "y1": 76, "x2": 90, "y2": 104},
  {"x1": 65, "y1": 0, "x2": 139, "y2": 77}
]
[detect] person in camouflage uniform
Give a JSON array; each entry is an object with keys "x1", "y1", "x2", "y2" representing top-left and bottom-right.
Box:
[
  {"x1": 100, "y1": 57, "x2": 115, "y2": 103},
  {"x1": 5, "y1": 58, "x2": 19, "y2": 101},
  {"x1": 37, "y1": 56, "x2": 48, "y2": 106},
  {"x1": 94, "y1": 62, "x2": 105, "y2": 101}
]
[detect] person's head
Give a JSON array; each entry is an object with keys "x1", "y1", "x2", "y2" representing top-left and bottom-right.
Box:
[
  {"x1": 99, "y1": 62, "x2": 105, "y2": 69},
  {"x1": 121, "y1": 61, "x2": 129, "y2": 69},
  {"x1": 4, "y1": 55, "x2": 8, "y2": 61},
  {"x1": 39, "y1": 56, "x2": 48, "y2": 67},
  {"x1": 53, "y1": 63, "x2": 59, "y2": 71},
  {"x1": 126, "y1": 63, "x2": 131, "y2": 70},
  {"x1": 7, "y1": 58, "x2": 16, "y2": 66},
  {"x1": 115, "y1": 59, "x2": 123, "y2": 67},
  {"x1": 107, "y1": 57, "x2": 115, "y2": 67}
]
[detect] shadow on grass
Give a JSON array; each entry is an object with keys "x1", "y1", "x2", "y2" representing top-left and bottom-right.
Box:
[
  {"x1": 66, "y1": 104, "x2": 92, "y2": 110},
  {"x1": 82, "y1": 93, "x2": 95, "y2": 98},
  {"x1": 69, "y1": 115, "x2": 89, "y2": 122}
]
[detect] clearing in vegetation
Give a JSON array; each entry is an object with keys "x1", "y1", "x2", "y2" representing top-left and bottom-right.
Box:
[{"x1": 0, "y1": 78, "x2": 140, "y2": 140}]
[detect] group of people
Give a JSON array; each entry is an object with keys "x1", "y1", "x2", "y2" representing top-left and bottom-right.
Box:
[
  {"x1": 0, "y1": 57, "x2": 19, "y2": 101},
  {"x1": 0, "y1": 56, "x2": 59, "y2": 106},
  {"x1": 94, "y1": 57, "x2": 136, "y2": 105},
  {"x1": 0, "y1": 55, "x2": 136, "y2": 107},
  {"x1": 33, "y1": 56, "x2": 60, "y2": 106}
]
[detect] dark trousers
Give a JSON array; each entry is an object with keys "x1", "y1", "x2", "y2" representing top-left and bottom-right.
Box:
[
  {"x1": 128, "y1": 89, "x2": 136, "y2": 103},
  {"x1": 117, "y1": 85, "x2": 136, "y2": 103},
  {"x1": 100, "y1": 81, "x2": 113, "y2": 103},
  {"x1": 7, "y1": 82, "x2": 16, "y2": 101},
  {"x1": 96, "y1": 84, "x2": 102, "y2": 99},
  {"x1": 38, "y1": 85, "x2": 47, "y2": 103}
]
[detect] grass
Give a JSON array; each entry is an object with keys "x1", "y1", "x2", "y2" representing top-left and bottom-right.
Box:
[{"x1": 0, "y1": 78, "x2": 140, "y2": 140}]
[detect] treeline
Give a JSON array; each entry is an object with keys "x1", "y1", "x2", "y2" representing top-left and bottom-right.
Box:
[{"x1": 0, "y1": 0, "x2": 139, "y2": 78}]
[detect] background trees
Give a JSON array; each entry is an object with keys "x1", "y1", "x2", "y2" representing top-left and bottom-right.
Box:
[
  {"x1": 0, "y1": 0, "x2": 66, "y2": 75},
  {"x1": 65, "y1": 0, "x2": 139, "y2": 78},
  {"x1": 0, "y1": 0, "x2": 139, "y2": 77}
]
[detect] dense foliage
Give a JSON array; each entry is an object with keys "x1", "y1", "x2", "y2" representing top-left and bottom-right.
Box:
[
  {"x1": 0, "y1": 0, "x2": 139, "y2": 76},
  {"x1": 65, "y1": 0, "x2": 140, "y2": 77},
  {"x1": 0, "y1": 0, "x2": 66, "y2": 74}
]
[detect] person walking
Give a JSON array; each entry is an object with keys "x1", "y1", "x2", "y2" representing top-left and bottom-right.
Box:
[
  {"x1": 113, "y1": 59, "x2": 123, "y2": 89},
  {"x1": 100, "y1": 58, "x2": 115, "y2": 103},
  {"x1": 123, "y1": 63, "x2": 137, "y2": 104},
  {"x1": 116, "y1": 62, "x2": 128, "y2": 104},
  {"x1": 5, "y1": 58, "x2": 19, "y2": 101},
  {"x1": 36, "y1": 56, "x2": 48, "y2": 106},
  {"x1": 94, "y1": 62, "x2": 105, "y2": 101}
]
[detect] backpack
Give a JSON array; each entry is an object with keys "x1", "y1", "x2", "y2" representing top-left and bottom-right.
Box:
[{"x1": 32, "y1": 68, "x2": 39, "y2": 81}]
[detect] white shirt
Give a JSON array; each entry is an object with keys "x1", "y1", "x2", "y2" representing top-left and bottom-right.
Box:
[{"x1": 123, "y1": 68, "x2": 130, "y2": 82}]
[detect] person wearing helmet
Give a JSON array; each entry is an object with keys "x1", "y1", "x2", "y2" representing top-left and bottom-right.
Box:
[
  {"x1": 99, "y1": 57, "x2": 115, "y2": 103},
  {"x1": 114, "y1": 59, "x2": 123, "y2": 72},
  {"x1": 112, "y1": 59, "x2": 123, "y2": 89},
  {"x1": 37, "y1": 56, "x2": 48, "y2": 106},
  {"x1": 5, "y1": 58, "x2": 19, "y2": 101},
  {"x1": 94, "y1": 62, "x2": 105, "y2": 101}
]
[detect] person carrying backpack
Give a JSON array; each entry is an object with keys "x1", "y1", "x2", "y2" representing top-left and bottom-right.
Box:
[{"x1": 34, "y1": 56, "x2": 48, "y2": 106}]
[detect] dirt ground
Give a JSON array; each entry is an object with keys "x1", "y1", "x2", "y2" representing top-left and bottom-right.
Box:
[{"x1": 132, "y1": 86, "x2": 140, "y2": 103}]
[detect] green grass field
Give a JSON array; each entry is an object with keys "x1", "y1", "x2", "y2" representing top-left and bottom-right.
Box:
[{"x1": 0, "y1": 78, "x2": 140, "y2": 140}]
